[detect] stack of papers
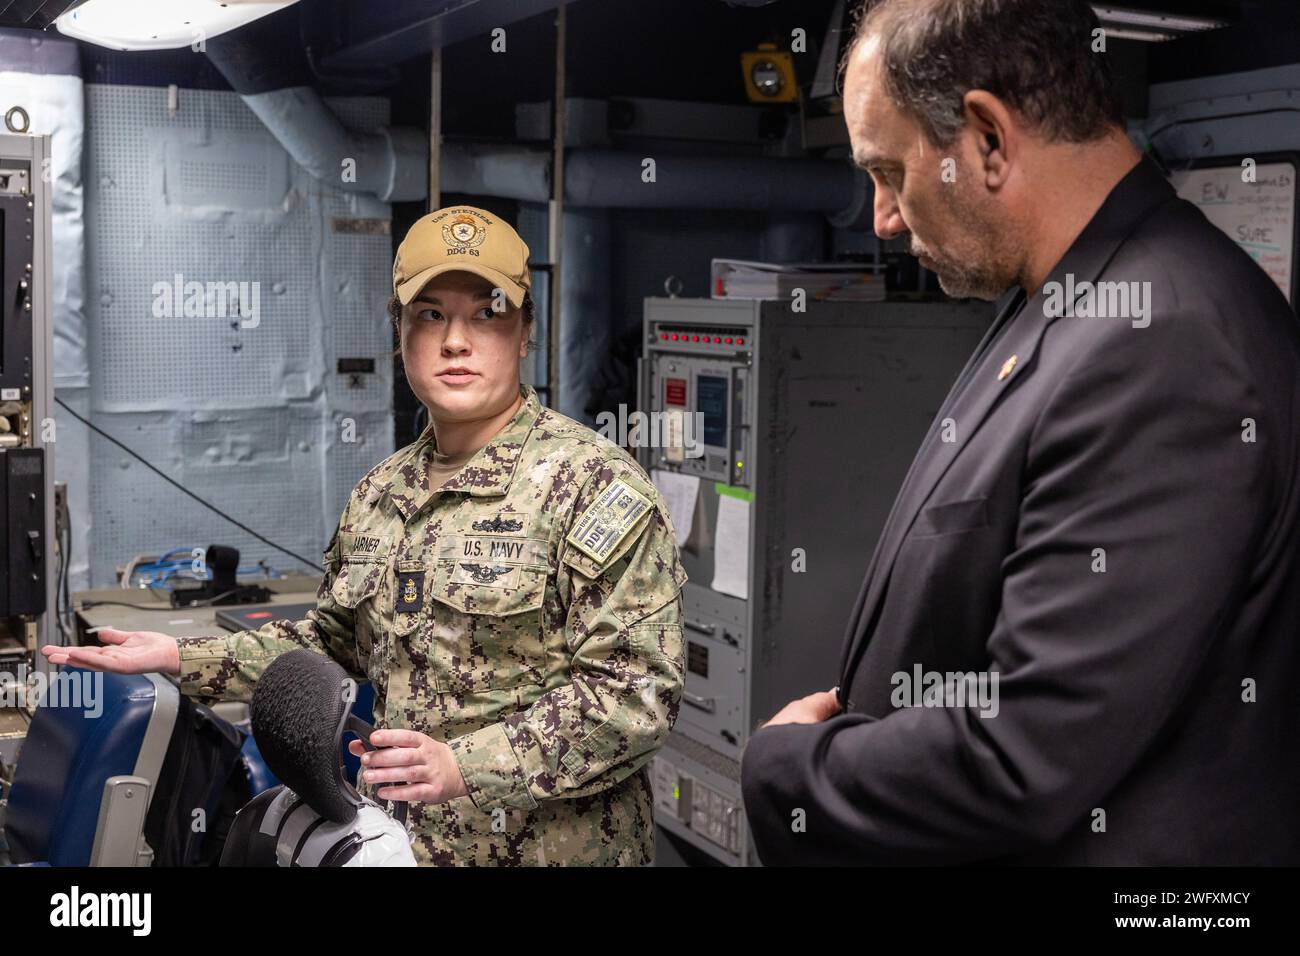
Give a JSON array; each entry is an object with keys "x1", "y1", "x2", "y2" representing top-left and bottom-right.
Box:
[{"x1": 711, "y1": 258, "x2": 886, "y2": 302}]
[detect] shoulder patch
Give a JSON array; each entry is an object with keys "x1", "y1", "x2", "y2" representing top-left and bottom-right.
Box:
[{"x1": 566, "y1": 477, "x2": 654, "y2": 564}]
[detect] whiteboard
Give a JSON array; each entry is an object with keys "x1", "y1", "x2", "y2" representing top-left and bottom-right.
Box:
[{"x1": 1170, "y1": 160, "x2": 1296, "y2": 304}]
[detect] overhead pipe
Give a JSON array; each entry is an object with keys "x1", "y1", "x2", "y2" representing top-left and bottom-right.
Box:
[
  {"x1": 203, "y1": 8, "x2": 870, "y2": 220},
  {"x1": 235, "y1": 87, "x2": 428, "y2": 202},
  {"x1": 205, "y1": 22, "x2": 427, "y2": 203},
  {"x1": 440, "y1": 142, "x2": 870, "y2": 226}
]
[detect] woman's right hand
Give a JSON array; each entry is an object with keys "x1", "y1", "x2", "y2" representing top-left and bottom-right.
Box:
[{"x1": 40, "y1": 627, "x2": 182, "y2": 677}]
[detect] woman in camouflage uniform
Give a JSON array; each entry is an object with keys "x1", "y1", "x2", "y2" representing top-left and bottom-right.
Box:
[{"x1": 46, "y1": 205, "x2": 687, "y2": 866}]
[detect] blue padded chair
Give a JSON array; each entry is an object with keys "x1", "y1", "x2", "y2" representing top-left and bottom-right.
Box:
[
  {"x1": 2, "y1": 669, "x2": 180, "y2": 866},
  {"x1": 238, "y1": 724, "x2": 278, "y2": 796}
]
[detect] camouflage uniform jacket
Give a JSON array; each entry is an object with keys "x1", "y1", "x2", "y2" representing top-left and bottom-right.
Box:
[{"x1": 176, "y1": 385, "x2": 687, "y2": 865}]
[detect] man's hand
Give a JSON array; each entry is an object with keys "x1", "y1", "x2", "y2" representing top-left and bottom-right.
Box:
[
  {"x1": 762, "y1": 688, "x2": 842, "y2": 729},
  {"x1": 347, "y1": 729, "x2": 469, "y2": 804},
  {"x1": 40, "y1": 627, "x2": 181, "y2": 676}
]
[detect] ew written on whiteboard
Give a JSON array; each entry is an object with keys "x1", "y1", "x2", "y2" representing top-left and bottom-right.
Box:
[{"x1": 1171, "y1": 161, "x2": 1296, "y2": 304}]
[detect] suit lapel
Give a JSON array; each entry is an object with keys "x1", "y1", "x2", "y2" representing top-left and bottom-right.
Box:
[
  {"x1": 941, "y1": 286, "x2": 1028, "y2": 421},
  {"x1": 839, "y1": 156, "x2": 1180, "y2": 696}
]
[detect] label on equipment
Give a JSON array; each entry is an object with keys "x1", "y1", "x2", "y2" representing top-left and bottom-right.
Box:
[
  {"x1": 664, "y1": 409, "x2": 685, "y2": 463},
  {"x1": 0, "y1": 388, "x2": 18, "y2": 400},
  {"x1": 665, "y1": 378, "x2": 687, "y2": 407}
]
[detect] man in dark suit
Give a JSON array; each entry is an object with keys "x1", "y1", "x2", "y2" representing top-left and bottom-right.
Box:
[{"x1": 740, "y1": 0, "x2": 1300, "y2": 864}]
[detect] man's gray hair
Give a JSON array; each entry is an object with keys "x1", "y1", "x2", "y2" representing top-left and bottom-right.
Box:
[{"x1": 844, "y1": 0, "x2": 1126, "y2": 146}]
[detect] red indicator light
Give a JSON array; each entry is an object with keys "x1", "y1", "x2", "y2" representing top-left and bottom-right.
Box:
[
  {"x1": 724, "y1": 337, "x2": 733, "y2": 344},
  {"x1": 737, "y1": 337, "x2": 746, "y2": 345},
  {"x1": 660, "y1": 333, "x2": 667, "y2": 340},
  {"x1": 692, "y1": 335, "x2": 699, "y2": 341}
]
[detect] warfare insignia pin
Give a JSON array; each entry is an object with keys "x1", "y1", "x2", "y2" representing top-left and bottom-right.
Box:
[
  {"x1": 472, "y1": 516, "x2": 524, "y2": 533},
  {"x1": 459, "y1": 563, "x2": 511, "y2": 585},
  {"x1": 997, "y1": 354, "x2": 1018, "y2": 381},
  {"x1": 395, "y1": 569, "x2": 425, "y2": 613}
]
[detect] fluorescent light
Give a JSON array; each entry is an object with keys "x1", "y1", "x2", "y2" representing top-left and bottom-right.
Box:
[
  {"x1": 1098, "y1": 26, "x2": 1179, "y2": 42},
  {"x1": 56, "y1": 0, "x2": 299, "y2": 52},
  {"x1": 1092, "y1": 5, "x2": 1229, "y2": 36}
]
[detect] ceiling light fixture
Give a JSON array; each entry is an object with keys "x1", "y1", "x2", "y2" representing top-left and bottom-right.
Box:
[
  {"x1": 1091, "y1": 4, "x2": 1230, "y2": 42},
  {"x1": 56, "y1": 0, "x2": 299, "y2": 52}
]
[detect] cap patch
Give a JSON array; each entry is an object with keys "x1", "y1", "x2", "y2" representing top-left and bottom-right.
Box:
[{"x1": 443, "y1": 214, "x2": 487, "y2": 255}]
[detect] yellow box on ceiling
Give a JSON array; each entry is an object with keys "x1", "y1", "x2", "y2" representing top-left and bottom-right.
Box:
[{"x1": 741, "y1": 43, "x2": 798, "y2": 103}]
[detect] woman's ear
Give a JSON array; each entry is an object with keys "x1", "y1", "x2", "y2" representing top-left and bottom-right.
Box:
[{"x1": 518, "y1": 306, "x2": 532, "y2": 359}]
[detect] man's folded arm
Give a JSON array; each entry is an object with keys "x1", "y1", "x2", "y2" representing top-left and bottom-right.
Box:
[{"x1": 741, "y1": 315, "x2": 1270, "y2": 864}]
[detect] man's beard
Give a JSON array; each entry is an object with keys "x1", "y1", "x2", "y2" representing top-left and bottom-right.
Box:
[
  {"x1": 927, "y1": 256, "x2": 1008, "y2": 301},
  {"x1": 911, "y1": 185, "x2": 1017, "y2": 301}
]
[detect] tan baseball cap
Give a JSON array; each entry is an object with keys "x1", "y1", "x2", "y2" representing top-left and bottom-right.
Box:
[{"x1": 393, "y1": 205, "x2": 531, "y2": 309}]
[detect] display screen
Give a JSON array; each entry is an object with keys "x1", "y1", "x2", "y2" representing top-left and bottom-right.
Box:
[{"x1": 697, "y1": 375, "x2": 727, "y2": 448}]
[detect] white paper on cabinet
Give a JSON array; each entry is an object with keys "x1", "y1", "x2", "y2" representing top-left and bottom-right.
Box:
[
  {"x1": 651, "y1": 469, "x2": 700, "y2": 547},
  {"x1": 710, "y1": 493, "x2": 750, "y2": 599}
]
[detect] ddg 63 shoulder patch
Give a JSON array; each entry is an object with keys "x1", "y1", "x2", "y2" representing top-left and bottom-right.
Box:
[{"x1": 566, "y1": 477, "x2": 654, "y2": 564}]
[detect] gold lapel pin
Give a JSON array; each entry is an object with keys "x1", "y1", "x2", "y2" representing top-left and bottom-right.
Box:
[{"x1": 997, "y1": 354, "x2": 1018, "y2": 382}]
